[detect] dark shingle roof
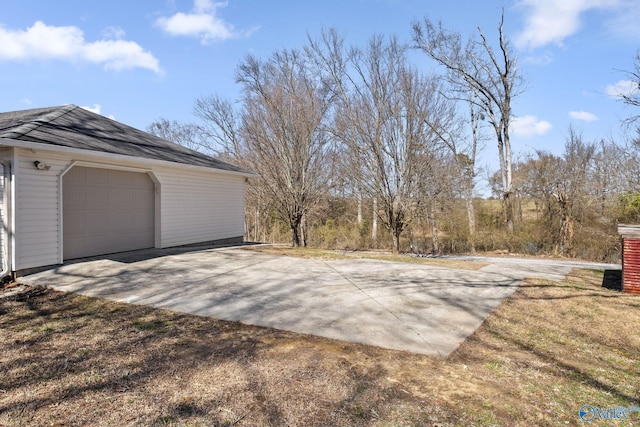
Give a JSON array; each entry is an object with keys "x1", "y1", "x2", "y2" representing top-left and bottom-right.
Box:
[{"x1": 0, "y1": 105, "x2": 250, "y2": 174}]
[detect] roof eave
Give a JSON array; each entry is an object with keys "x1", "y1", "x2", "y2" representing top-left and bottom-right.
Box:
[{"x1": 0, "y1": 138, "x2": 259, "y2": 179}]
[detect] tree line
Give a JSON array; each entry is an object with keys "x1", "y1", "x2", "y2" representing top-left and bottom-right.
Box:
[{"x1": 148, "y1": 15, "x2": 640, "y2": 261}]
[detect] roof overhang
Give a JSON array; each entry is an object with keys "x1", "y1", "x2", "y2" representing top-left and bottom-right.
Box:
[{"x1": 0, "y1": 137, "x2": 258, "y2": 179}]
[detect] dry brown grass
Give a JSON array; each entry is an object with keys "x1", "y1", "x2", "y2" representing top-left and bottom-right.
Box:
[
  {"x1": 243, "y1": 245, "x2": 488, "y2": 271},
  {"x1": 1, "y1": 268, "x2": 639, "y2": 426}
]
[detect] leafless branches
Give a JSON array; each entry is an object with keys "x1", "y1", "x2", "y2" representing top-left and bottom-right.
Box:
[
  {"x1": 412, "y1": 12, "x2": 522, "y2": 231},
  {"x1": 146, "y1": 118, "x2": 207, "y2": 154},
  {"x1": 622, "y1": 52, "x2": 640, "y2": 110},
  {"x1": 311, "y1": 32, "x2": 459, "y2": 253},
  {"x1": 235, "y1": 48, "x2": 335, "y2": 246}
]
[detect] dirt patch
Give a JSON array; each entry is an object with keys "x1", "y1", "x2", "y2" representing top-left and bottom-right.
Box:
[{"x1": 1, "y1": 269, "x2": 639, "y2": 426}]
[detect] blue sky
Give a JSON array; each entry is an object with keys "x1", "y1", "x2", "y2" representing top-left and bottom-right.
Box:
[{"x1": 1, "y1": 0, "x2": 639, "y2": 169}]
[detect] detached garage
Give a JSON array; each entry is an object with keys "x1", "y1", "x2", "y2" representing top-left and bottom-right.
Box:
[{"x1": 0, "y1": 105, "x2": 254, "y2": 277}]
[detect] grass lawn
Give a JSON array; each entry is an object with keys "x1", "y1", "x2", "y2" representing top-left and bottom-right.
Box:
[{"x1": 1, "y1": 265, "x2": 639, "y2": 426}]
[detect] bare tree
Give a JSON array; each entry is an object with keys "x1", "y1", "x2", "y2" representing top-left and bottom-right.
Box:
[
  {"x1": 519, "y1": 128, "x2": 596, "y2": 256},
  {"x1": 193, "y1": 95, "x2": 243, "y2": 163},
  {"x1": 619, "y1": 51, "x2": 640, "y2": 137},
  {"x1": 320, "y1": 34, "x2": 452, "y2": 253},
  {"x1": 234, "y1": 49, "x2": 335, "y2": 247},
  {"x1": 591, "y1": 138, "x2": 626, "y2": 216},
  {"x1": 412, "y1": 12, "x2": 522, "y2": 232},
  {"x1": 621, "y1": 51, "x2": 640, "y2": 110},
  {"x1": 617, "y1": 137, "x2": 640, "y2": 222},
  {"x1": 146, "y1": 118, "x2": 207, "y2": 153},
  {"x1": 622, "y1": 138, "x2": 640, "y2": 193},
  {"x1": 191, "y1": 48, "x2": 335, "y2": 247},
  {"x1": 417, "y1": 146, "x2": 457, "y2": 254},
  {"x1": 553, "y1": 130, "x2": 596, "y2": 255},
  {"x1": 191, "y1": 45, "x2": 336, "y2": 247},
  {"x1": 423, "y1": 89, "x2": 482, "y2": 251}
]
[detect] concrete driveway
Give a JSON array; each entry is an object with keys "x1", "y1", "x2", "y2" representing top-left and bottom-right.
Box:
[{"x1": 20, "y1": 246, "x2": 616, "y2": 357}]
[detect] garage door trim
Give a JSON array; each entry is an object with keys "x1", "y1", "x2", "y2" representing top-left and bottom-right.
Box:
[{"x1": 59, "y1": 160, "x2": 160, "y2": 262}]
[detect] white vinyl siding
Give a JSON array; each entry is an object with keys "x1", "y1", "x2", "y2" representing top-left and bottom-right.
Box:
[
  {"x1": 0, "y1": 163, "x2": 5, "y2": 272},
  {"x1": 14, "y1": 150, "x2": 68, "y2": 270},
  {"x1": 0, "y1": 148, "x2": 14, "y2": 273},
  {"x1": 155, "y1": 168, "x2": 245, "y2": 247},
  {"x1": 11, "y1": 147, "x2": 246, "y2": 271}
]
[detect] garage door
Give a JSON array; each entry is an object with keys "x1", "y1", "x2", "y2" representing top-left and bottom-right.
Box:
[{"x1": 63, "y1": 166, "x2": 155, "y2": 260}]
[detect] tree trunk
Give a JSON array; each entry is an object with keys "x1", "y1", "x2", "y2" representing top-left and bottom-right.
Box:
[
  {"x1": 290, "y1": 215, "x2": 302, "y2": 247},
  {"x1": 372, "y1": 198, "x2": 378, "y2": 244},
  {"x1": 291, "y1": 226, "x2": 301, "y2": 247},
  {"x1": 391, "y1": 228, "x2": 401, "y2": 254},
  {"x1": 517, "y1": 196, "x2": 523, "y2": 223},
  {"x1": 428, "y1": 203, "x2": 440, "y2": 254},
  {"x1": 556, "y1": 192, "x2": 574, "y2": 256},
  {"x1": 557, "y1": 213, "x2": 574, "y2": 256},
  {"x1": 464, "y1": 192, "x2": 476, "y2": 253},
  {"x1": 504, "y1": 191, "x2": 514, "y2": 233},
  {"x1": 254, "y1": 206, "x2": 260, "y2": 242},
  {"x1": 262, "y1": 215, "x2": 267, "y2": 243},
  {"x1": 357, "y1": 193, "x2": 363, "y2": 226},
  {"x1": 301, "y1": 213, "x2": 308, "y2": 247}
]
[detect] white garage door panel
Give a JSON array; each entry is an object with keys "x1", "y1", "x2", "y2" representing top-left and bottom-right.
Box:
[{"x1": 63, "y1": 166, "x2": 154, "y2": 260}]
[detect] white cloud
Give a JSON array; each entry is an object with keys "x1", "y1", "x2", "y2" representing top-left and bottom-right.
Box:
[
  {"x1": 606, "y1": 0, "x2": 640, "y2": 41},
  {"x1": 80, "y1": 104, "x2": 115, "y2": 120},
  {"x1": 515, "y1": 0, "x2": 620, "y2": 49},
  {"x1": 606, "y1": 79, "x2": 639, "y2": 98},
  {"x1": 569, "y1": 110, "x2": 599, "y2": 121},
  {"x1": 522, "y1": 51, "x2": 554, "y2": 66},
  {"x1": 81, "y1": 104, "x2": 102, "y2": 114},
  {"x1": 155, "y1": 0, "x2": 257, "y2": 44},
  {"x1": 102, "y1": 26, "x2": 126, "y2": 40},
  {"x1": 511, "y1": 115, "x2": 553, "y2": 137},
  {"x1": 82, "y1": 39, "x2": 160, "y2": 72},
  {"x1": 0, "y1": 21, "x2": 161, "y2": 73},
  {"x1": 20, "y1": 98, "x2": 32, "y2": 105}
]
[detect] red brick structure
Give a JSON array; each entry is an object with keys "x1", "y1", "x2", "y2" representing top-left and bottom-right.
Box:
[{"x1": 618, "y1": 224, "x2": 640, "y2": 295}]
